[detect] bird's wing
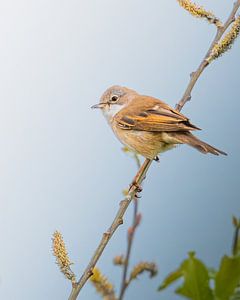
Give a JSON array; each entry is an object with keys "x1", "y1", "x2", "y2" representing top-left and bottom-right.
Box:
[{"x1": 115, "y1": 96, "x2": 200, "y2": 132}]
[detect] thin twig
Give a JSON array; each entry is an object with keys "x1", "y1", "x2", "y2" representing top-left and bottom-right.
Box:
[
  {"x1": 176, "y1": 0, "x2": 240, "y2": 111},
  {"x1": 119, "y1": 154, "x2": 141, "y2": 300},
  {"x1": 68, "y1": 2, "x2": 240, "y2": 299},
  {"x1": 232, "y1": 217, "x2": 240, "y2": 256},
  {"x1": 118, "y1": 198, "x2": 139, "y2": 300},
  {"x1": 232, "y1": 224, "x2": 240, "y2": 256}
]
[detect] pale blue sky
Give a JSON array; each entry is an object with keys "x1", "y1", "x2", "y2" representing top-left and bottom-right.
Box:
[{"x1": 0, "y1": 1, "x2": 239, "y2": 299}]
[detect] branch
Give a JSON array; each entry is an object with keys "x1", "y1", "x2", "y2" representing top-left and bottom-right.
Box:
[
  {"x1": 68, "y1": 159, "x2": 152, "y2": 300},
  {"x1": 176, "y1": 0, "x2": 240, "y2": 111},
  {"x1": 68, "y1": 2, "x2": 240, "y2": 299}
]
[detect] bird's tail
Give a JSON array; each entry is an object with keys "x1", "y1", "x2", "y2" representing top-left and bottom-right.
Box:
[{"x1": 170, "y1": 132, "x2": 227, "y2": 156}]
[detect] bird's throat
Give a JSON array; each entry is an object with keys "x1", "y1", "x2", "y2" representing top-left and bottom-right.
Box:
[{"x1": 103, "y1": 104, "x2": 125, "y2": 122}]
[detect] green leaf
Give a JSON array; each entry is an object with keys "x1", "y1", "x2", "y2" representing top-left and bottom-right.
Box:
[
  {"x1": 215, "y1": 255, "x2": 240, "y2": 300},
  {"x1": 158, "y1": 268, "x2": 182, "y2": 291},
  {"x1": 175, "y1": 252, "x2": 213, "y2": 300},
  {"x1": 230, "y1": 289, "x2": 240, "y2": 300}
]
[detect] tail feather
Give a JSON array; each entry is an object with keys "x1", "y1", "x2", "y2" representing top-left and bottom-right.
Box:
[{"x1": 170, "y1": 132, "x2": 227, "y2": 156}]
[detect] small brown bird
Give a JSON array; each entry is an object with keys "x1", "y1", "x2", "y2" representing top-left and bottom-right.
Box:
[{"x1": 92, "y1": 86, "x2": 227, "y2": 160}]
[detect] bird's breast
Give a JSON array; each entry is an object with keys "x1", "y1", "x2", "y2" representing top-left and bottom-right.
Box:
[{"x1": 111, "y1": 123, "x2": 176, "y2": 159}]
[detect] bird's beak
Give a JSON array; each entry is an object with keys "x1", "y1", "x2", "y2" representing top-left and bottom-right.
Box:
[{"x1": 91, "y1": 103, "x2": 106, "y2": 109}]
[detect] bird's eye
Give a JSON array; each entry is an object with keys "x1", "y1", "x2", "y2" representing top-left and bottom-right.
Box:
[{"x1": 111, "y1": 95, "x2": 119, "y2": 102}]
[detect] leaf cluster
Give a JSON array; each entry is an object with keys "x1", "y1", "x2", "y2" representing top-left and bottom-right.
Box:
[{"x1": 158, "y1": 217, "x2": 240, "y2": 300}]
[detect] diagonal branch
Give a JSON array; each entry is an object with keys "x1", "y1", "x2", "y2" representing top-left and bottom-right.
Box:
[
  {"x1": 176, "y1": 0, "x2": 240, "y2": 111},
  {"x1": 68, "y1": 159, "x2": 152, "y2": 300},
  {"x1": 68, "y1": 2, "x2": 240, "y2": 299}
]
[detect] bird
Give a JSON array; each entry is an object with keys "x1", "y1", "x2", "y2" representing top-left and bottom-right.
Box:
[{"x1": 91, "y1": 85, "x2": 227, "y2": 160}]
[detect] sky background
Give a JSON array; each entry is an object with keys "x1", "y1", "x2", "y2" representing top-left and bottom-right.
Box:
[{"x1": 0, "y1": 1, "x2": 239, "y2": 299}]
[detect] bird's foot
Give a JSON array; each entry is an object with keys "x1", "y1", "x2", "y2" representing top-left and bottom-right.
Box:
[
  {"x1": 129, "y1": 181, "x2": 143, "y2": 194},
  {"x1": 154, "y1": 156, "x2": 160, "y2": 162}
]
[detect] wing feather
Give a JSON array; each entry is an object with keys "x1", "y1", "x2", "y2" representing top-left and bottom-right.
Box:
[{"x1": 115, "y1": 97, "x2": 200, "y2": 132}]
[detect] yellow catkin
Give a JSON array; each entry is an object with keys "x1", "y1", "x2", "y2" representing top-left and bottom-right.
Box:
[
  {"x1": 208, "y1": 16, "x2": 240, "y2": 62},
  {"x1": 177, "y1": 0, "x2": 222, "y2": 28},
  {"x1": 130, "y1": 262, "x2": 158, "y2": 280},
  {"x1": 90, "y1": 267, "x2": 115, "y2": 299},
  {"x1": 52, "y1": 231, "x2": 76, "y2": 283},
  {"x1": 122, "y1": 146, "x2": 130, "y2": 153}
]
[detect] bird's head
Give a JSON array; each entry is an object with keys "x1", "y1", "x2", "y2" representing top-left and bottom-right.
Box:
[{"x1": 91, "y1": 85, "x2": 137, "y2": 121}]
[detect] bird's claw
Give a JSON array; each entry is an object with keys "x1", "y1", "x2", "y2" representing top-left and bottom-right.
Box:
[{"x1": 129, "y1": 182, "x2": 143, "y2": 194}]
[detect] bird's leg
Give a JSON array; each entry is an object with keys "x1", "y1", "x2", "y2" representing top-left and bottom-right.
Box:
[{"x1": 128, "y1": 158, "x2": 152, "y2": 196}]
